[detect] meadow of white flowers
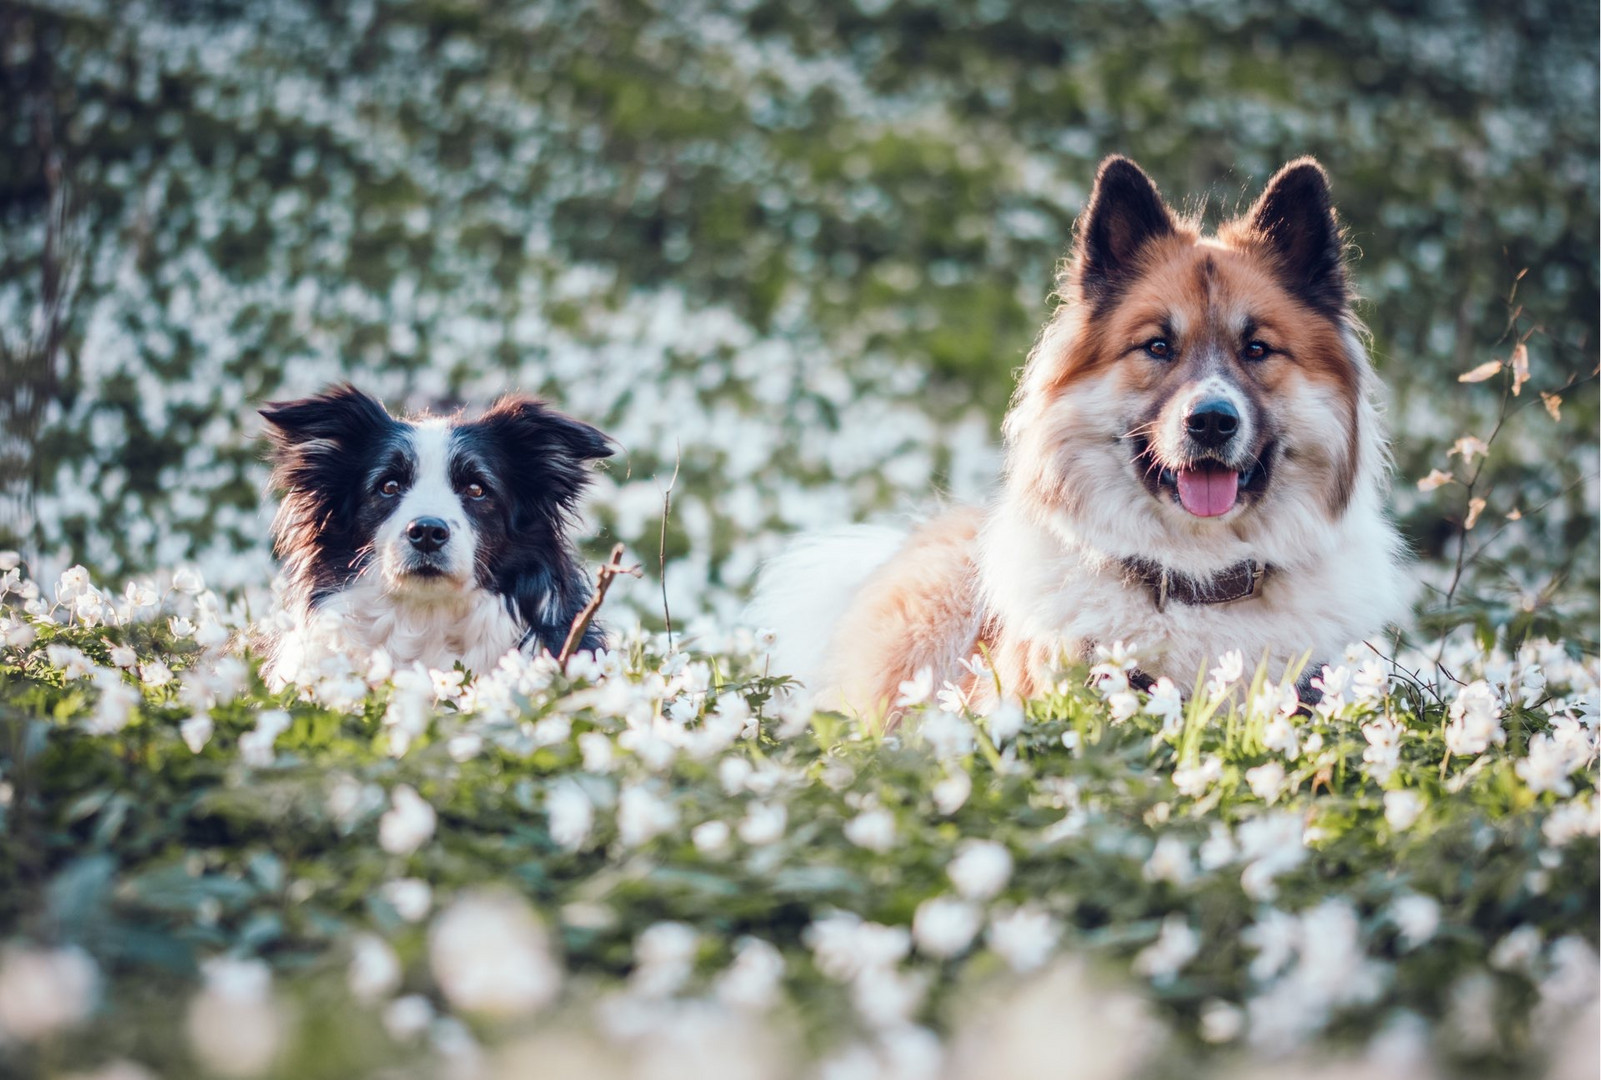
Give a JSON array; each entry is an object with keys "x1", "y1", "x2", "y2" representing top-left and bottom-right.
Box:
[
  {"x1": 0, "y1": 554, "x2": 1596, "y2": 1079},
  {"x1": 1, "y1": 1, "x2": 1597, "y2": 1078}
]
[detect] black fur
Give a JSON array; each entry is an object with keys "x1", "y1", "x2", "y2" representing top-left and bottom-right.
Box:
[
  {"x1": 1247, "y1": 158, "x2": 1349, "y2": 317},
  {"x1": 260, "y1": 384, "x2": 615, "y2": 657},
  {"x1": 1075, "y1": 155, "x2": 1176, "y2": 312}
]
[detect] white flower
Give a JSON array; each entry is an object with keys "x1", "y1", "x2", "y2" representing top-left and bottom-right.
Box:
[
  {"x1": 0, "y1": 944, "x2": 99, "y2": 1040},
  {"x1": 429, "y1": 889, "x2": 561, "y2": 1017},
  {"x1": 844, "y1": 807, "x2": 897, "y2": 852},
  {"x1": 1089, "y1": 642, "x2": 1137, "y2": 693},
  {"x1": 1489, "y1": 924, "x2": 1542, "y2": 973},
  {"x1": 48, "y1": 645, "x2": 95, "y2": 679},
  {"x1": 918, "y1": 709, "x2": 976, "y2": 760},
  {"x1": 446, "y1": 732, "x2": 482, "y2": 762},
  {"x1": 1143, "y1": 835, "x2": 1195, "y2": 886},
  {"x1": 378, "y1": 785, "x2": 437, "y2": 856},
  {"x1": 692, "y1": 819, "x2": 731, "y2": 855},
  {"x1": 0, "y1": 551, "x2": 17, "y2": 571},
  {"x1": 1517, "y1": 733, "x2": 1577, "y2": 796},
  {"x1": 1540, "y1": 935, "x2": 1600, "y2": 1009},
  {"x1": 617, "y1": 784, "x2": 678, "y2": 847},
  {"x1": 238, "y1": 710, "x2": 292, "y2": 768},
  {"x1": 895, "y1": 667, "x2": 935, "y2": 708},
  {"x1": 2, "y1": 617, "x2": 35, "y2": 648},
  {"x1": 631, "y1": 921, "x2": 699, "y2": 998},
  {"x1": 716, "y1": 937, "x2": 785, "y2": 1011},
  {"x1": 1384, "y1": 790, "x2": 1425, "y2": 831},
  {"x1": 348, "y1": 933, "x2": 402, "y2": 1003},
  {"x1": 851, "y1": 966, "x2": 929, "y2": 1030},
  {"x1": 986, "y1": 907, "x2": 1061, "y2": 973},
  {"x1": 985, "y1": 701, "x2": 1025, "y2": 744},
  {"x1": 195, "y1": 619, "x2": 229, "y2": 648},
  {"x1": 381, "y1": 879, "x2": 433, "y2": 922},
  {"x1": 1390, "y1": 894, "x2": 1441, "y2": 950},
  {"x1": 1133, "y1": 914, "x2": 1200, "y2": 984},
  {"x1": 947, "y1": 840, "x2": 1012, "y2": 900},
  {"x1": 545, "y1": 781, "x2": 594, "y2": 852},
  {"x1": 72, "y1": 588, "x2": 108, "y2": 627},
  {"x1": 912, "y1": 895, "x2": 982, "y2": 959},
  {"x1": 1172, "y1": 755, "x2": 1222, "y2": 797},
  {"x1": 738, "y1": 802, "x2": 787, "y2": 845},
  {"x1": 382, "y1": 995, "x2": 434, "y2": 1042},
  {"x1": 1198, "y1": 823, "x2": 1237, "y2": 870},
  {"x1": 1351, "y1": 659, "x2": 1391, "y2": 705},
  {"x1": 1445, "y1": 680, "x2": 1505, "y2": 756},
  {"x1": 122, "y1": 579, "x2": 158, "y2": 611},
  {"x1": 180, "y1": 713, "x2": 214, "y2": 754},
  {"x1": 936, "y1": 680, "x2": 969, "y2": 714},
  {"x1": 1199, "y1": 999, "x2": 1244, "y2": 1044},
  {"x1": 718, "y1": 756, "x2": 754, "y2": 795},
  {"x1": 107, "y1": 643, "x2": 137, "y2": 669},
  {"x1": 1207, "y1": 650, "x2": 1245, "y2": 696},
  {"x1": 1542, "y1": 795, "x2": 1599, "y2": 847},
  {"x1": 169, "y1": 616, "x2": 196, "y2": 639},
  {"x1": 1244, "y1": 760, "x2": 1287, "y2": 803},
  {"x1": 1107, "y1": 690, "x2": 1141, "y2": 722},
  {"x1": 1261, "y1": 712, "x2": 1300, "y2": 760},
  {"x1": 55, "y1": 565, "x2": 91, "y2": 602},
  {"x1": 1242, "y1": 907, "x2": 1300, "y2": 981},
  {"x1": 187, "y1": 958, "x2": 283, "y2": 1079},
  {"x1": 430, "y1": 668, "x2": 465, "y2": 701},
  {"x1": 139, "y1": 660, "x2": 173, "y2": 688},
  {"x1": 1362, "y1": 716, "x2": 1403, "y2": 782},
  {"x1": 172, "y1": 567, "x2": 206, "y2": 594},
  {"x1": 806, "y1": 913, "x2": 910, "y2": 981},
  {"x1": 87, "y1": 675, "x2": 140, "y2": 736},
  {"x1": 1236, "y1": 811, "x2": 1307, "y2": 901},
  {"x1": 1144, "y1": 677, "x2": 1185, "y2": 733},
  {"x1": 578, "y1": 732, "x2": 615, "y2": 773},
  {"x1": 932, "y1": 771, "x2": 971, "y2": 815}
]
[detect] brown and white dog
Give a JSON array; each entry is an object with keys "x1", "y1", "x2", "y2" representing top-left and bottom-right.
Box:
[{"x1": 751, "y1": 156, "x2": 1410, "y2": 718}]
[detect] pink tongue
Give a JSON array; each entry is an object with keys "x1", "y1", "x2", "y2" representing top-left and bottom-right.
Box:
[{"x1": 1176, "y1": 465, "x2": 1240, "y2": 517}]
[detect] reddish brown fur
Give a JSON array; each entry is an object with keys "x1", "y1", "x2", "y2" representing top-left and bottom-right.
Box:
[{"x1": 825, "y1": 506, "x2": 984, "y2": 722}]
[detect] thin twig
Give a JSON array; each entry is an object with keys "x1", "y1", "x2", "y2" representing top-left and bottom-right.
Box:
[
  {"x1": 658, "y1": 447, "x2": 681, "y2": 649},
  {"x1": 558, "y1": 544, "x2": 641, "y2": 670}
]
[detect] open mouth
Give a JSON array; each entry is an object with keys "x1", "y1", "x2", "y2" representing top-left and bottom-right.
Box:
[{"x1": 1134, "y1": 438, "x2": 1272, "y2": 518}]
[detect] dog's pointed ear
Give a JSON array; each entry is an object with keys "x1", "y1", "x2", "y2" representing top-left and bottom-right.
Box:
[
  {"x1": 1073, "y1": 156, "x2": 1175, "y2": 306},
  {"x1": 259, "y1": 384, "x2": 392, "y2": 452},
  {"x1": 1246, "y1": 158, "x2": 1348, "y2": 316},
  {"x1": 481, "y1": 394, "x2": 614, "y2": 462}
]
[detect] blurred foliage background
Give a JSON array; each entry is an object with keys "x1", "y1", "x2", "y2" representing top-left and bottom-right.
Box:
[{"x1": 1, "y1": 0, "x2": 1596, "y2": 640}]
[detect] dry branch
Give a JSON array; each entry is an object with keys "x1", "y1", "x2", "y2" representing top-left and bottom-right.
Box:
[{"x1": 557, "y1": 543, "x2": 642, "y2": 670}]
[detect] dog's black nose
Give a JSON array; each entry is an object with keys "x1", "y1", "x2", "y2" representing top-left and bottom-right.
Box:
[
  {"x1": 406, "y1": 517, "x2": 451, "y2": 553},
  {"x1": 1186, "y1": 399, "x2": 1240, "y2": 448}
]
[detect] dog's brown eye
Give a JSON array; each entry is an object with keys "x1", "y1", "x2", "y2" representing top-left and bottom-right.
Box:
[
  {"x1": 463, "y1": 482, "x2": 486, "y2": 500},
  {"x1": 379, "y1": 479, "x2": 401, "y2": 497},
  {"x1": 1245, "y1": 340, "x2": 1270, "y2": 360},
  {"x1": 1144, "y1": 338, "x2": 1171, "y2": 359}
]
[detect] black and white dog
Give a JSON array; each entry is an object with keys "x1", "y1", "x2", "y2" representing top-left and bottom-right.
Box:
[{"x1": 259, "y1": 384, "x2": 613, "y2": 684}]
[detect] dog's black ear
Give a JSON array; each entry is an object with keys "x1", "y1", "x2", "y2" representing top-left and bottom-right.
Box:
[
  {"x1": 1246, "y1": 158, "x2": 1348, "y2": 316},
  {"x1": 481, "y1": 394, "x2": 613, "y2": 461},
  {"x1": 259, "y1": 384, "x2": 392, "y2": 455},
  {"x1": 1074, "y1": 156, "x2": 1174, "y2": 307},
  {"x1": 479, "y1": 394, "x2": 613, "y2": 521}
]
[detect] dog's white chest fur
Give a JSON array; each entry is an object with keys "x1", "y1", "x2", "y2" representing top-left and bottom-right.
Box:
[
  {"x1": 978, "y1": 491, "x2": 1410, "y2": 687},
  {"x1": 267, "y1": 579, "x2": 525, "y2": 686}
]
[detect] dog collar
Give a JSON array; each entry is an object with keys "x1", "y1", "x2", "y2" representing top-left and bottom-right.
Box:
[{"x1": 1119, "y1": 557, "x2": 1270, "y2": 612}]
